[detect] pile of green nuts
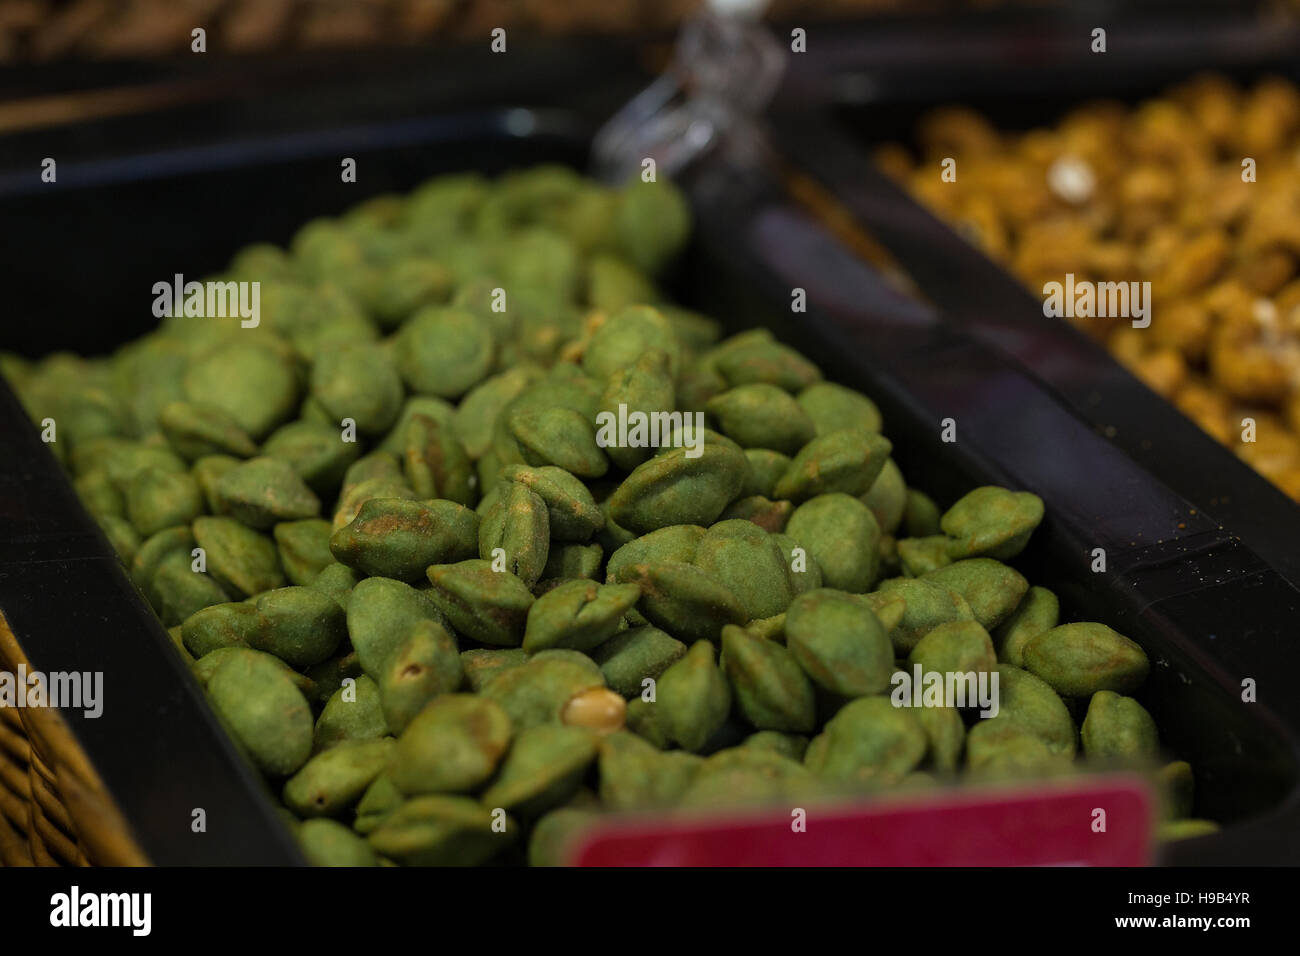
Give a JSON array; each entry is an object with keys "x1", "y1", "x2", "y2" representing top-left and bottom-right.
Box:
[{"x1": 1, "y1": 166, "x2": 1215, "y2": 865}]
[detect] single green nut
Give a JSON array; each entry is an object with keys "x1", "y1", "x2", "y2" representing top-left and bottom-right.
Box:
[
  {"x1": 606, "y1": 525, "x2": 705, "y2": 583},
  {"x1": 742, "y1": 731, "x2": 810, "y2": 761},
  {"x1": 377, "y1": 396, "x2": 456, "y2": 454},
  {"x1": 876, "y1": 577, "x2": 976, "y2": 653},
  {"x1": 744, "y1": 613, "x2": 787, "y2": 643},
  {"x1": 130, "y1": 525, "x2": 194, "y2": 599},
  {"x1": 216, "y1": 457, "x2": 321, "y2": 530},
  {"x1": 252, "y1": 586, "x2": 346, "y2": 669},
  {"x1": 508, "y1": 403, "x2": 608, "y2": 478},
  {"x1": 425, "y1": 560, "x2": 535, "y2": 647},
  {"x1": 717, "y1": 495, "x2": 792, "y2": 533},
  {"x1": 158, "y1": 400, "x2": 258, "y2": 460},
  {"x1": 741, "y1": 449, "x2": 792, "y2": 499},
  {"x1": 860, "y1": 458, "x2": 907, "y2": 535},
  {"x1": 479, "y1": 724, "x2": 598, "y2": 818},
  {"x1": 367, "y1": 794, "x2": 514, "y2": 866},
  {"x1": 772, "y1": 532, "x2": 823, "y2": 596},
  {"x1": 590, "y1": 625, "x2": 687, "y2": 699},
  {"x1": 272, "y1": 518, "x2": 334, "y2": 586},
  {"x1": 314, "y1": 675, "x2": 389, "y2": 751},
  {"x1": 596, "y1": 349, "x2": 677, "y2": 471},
  {"x1": 624, "y1": 696, "x2": 670, "y2": 748},
  {"x1": 401, "y1": 413, "x2": 475, "y2": 505},
  {"x1": 193, "y1": 515, "x2": 285, "y2": 597},
  {"x1": 332, "y1": 477, "x2": 419, "y2": 532},
  {"x1": 181, "y1": 601, "x2": 266, "y2": 658},
  {"x1": 907, "y1": 620, "x2": 997, "y2": 679},
  {"x1": 773, "y1": 429, "x2": 891, "y2": 503},
  {"x1": 785, "y1": 589, "x2": 894, "y2": 698},
  {"x1": 582, "y1": 305, "x2": 682, "y2": 382},
  {"x1": 375, "y1": 618, "x2": 464, "y2": 734},
  {"x1": 1022, "y1": 623, "x2": 1150, "y2": 697},
  {"x1": 587, "y1": 253, "x2": 657, "y2": 312},
  {"x1": 75, "y1": 469, "x2": 124, "y2": 519},
  {"x1": 183, "y1": 341, "x2": 299, "y2": 439},
  {"x1": 796, "y1": 381, "x2": 882, "y2": 435},
  {"x1": 540, "y1": 542, "x2": 604, "y2": 583},
  {"x1": 394, "y1": 306, "x2": 494, "y2": 398},
  {"x1": 480, "y1": 654, "x2": 606, "y2": 732},
  {"x1": 896, "y1": 535, "x2": 955, "y2": 577},
  {"x1": 528, "y1": 806, "x2": 601, "y2": 867},
  {"x1": 993, "y1": 585, "x2": 1060, "y2": 666},
  {"x1": 1080, "y1": 690, "x2": 1159, "y2": 760},
  {"x1": 922, "y1": 558, "x2": 1029, "y2": 631},
  {"x1": 706, "y1": 384, "x2": 816, "y2": 455},
  {"x1": 995, "y1": 665, "x2": 1077, "y2": 757},
  {"x1": 614, "y1": 179, "x2": 691, "y2": 276},
  {"x1": 621, "y1": 561, "x2": 746, "y2": 643},
  {"x1": 678, "y1": 747, "x2": 814, "y2": 810},
  {"x1": 501, "y1": 464, "x2": 604, "y2": 541},
  {"x1": 915, "y1": 705, "x2": 965, "y2": 772},
  {"x1": 298, "y1": 818, "x2": 380, "y2": 867},
  {"x1": 102, "y1": 441, "x2": 186, "y2": 492},
  {"x1": 125, "y1": 467, "x2": 203, "y2": 537},
  {"x1": 207, "y1": 649, "x2": 314, "y2": 777},
  {"x1": 453, "y1": 367, "x2": 543, "y2": 460},
  {"x1": 605, "y1": 443, "x2": 747, "y2": 535},
  {"x1": 330, "y1": 497, "x2": 479, "y2": 581},
  {"x1": 150, "y1": 550, "x2": 231, "y2": 626},
  {"x1": 283, "y1": 738, "x2": 396, "y2": 818},
  {"x1": 693, "y1": 519, "x2": 793, "y2": 621},
  {"x1": 352, "y1": 774, "x2": 405, "y2": 835},
  {"x1": 597, "y1": 731, "x2": 702, "y2": 810},
  {"x1": 785, "y1": 492, "x2": 882, "y2": 593},
  {"x1": 657, "y1": 640, "x2": 732, "y2": 752},
  {"x1": 191, "y1": 646, "x2": 302, "y2": 690},
  {"x1": 713, "y1": 337, "x2": 821, "y2": 392},
  {"x1": 940, "y1": 486, "x2": 1045, "y2": 560},
  {"x1": 965, "y1": 718, "x2": 1069, "y2": 776},
  {"x1": 389, "y1": 693, "x2": 509, "y2": 799},
  {"x1": 303, "y1": 650, "x2": 362, "y2": 706},
  {"x1": 367, "y1": 257, "x2": 454, "y2": 327},
  {"x1": 722, "y1": 624, "x2": 816, "y2": 733},
  {"x1": 522, "y1": 579, "x2": 641, "y2": 653},
  {"x1": 859, "y1": 590, "x2": 907, "y2": 635},
  {"x1": 261, "y1": 422, "x2": 359, "y2": 500},
  {"x1": 191, "y1": 454, "x2": 240, "y2": 514},
  {"x1": 308, "y1": 561, "x2": 360, "y2": 610},
  {"x1": 460, "y1": 648, "x2": 529, "y2": 692},
  {"x1": 478, "y1": 482, "x2": 550, "y2": 587},
  {"x1": 902, "y1": 488, "x2": 942, "y2": 537},
  {"x1": 344, "y1": 576, "x2": 445, "y2": 674},
  {"x1": 804, "y1": 696, "x2": 927, "y2": 780}
]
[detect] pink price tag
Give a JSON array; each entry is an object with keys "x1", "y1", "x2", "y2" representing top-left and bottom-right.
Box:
[{"x1": 569, "y1": 775, "x2": 1154, "y2": 866}]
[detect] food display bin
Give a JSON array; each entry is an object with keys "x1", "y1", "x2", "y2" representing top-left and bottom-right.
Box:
[{"x1": 1, "y1": 16, "x2": 1299, "y2": 869}]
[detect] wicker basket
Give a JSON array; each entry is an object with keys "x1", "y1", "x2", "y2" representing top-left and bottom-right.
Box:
[{"x1": 0, "y1": 612, "x2": 148, "y2": 867}]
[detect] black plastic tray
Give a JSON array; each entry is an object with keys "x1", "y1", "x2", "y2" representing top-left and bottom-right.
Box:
[{"x1": 2, "y1": 46, "x2": 1298, "y2": 864}]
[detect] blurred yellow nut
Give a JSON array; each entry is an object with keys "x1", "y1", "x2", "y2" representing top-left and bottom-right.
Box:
[
  {"x1": 1161, "y1": 231, "x2": 1230, "y2": 294},
  {"x1": 1150, "y1": 300, "x2": 1211, "y2": 360},
  {"x1": 1209, "y1": 341, "x2": 1289, "y2": 404},
  {"x1": 1173, "y1": 382, "x2": 1235, "y2": 444},
  {"x1": 561, "y1": 688, "x2": 626, "y2": 735},
  {"x1": 1133, "y1": 349, "x2": 1188, "y2": 398}
]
